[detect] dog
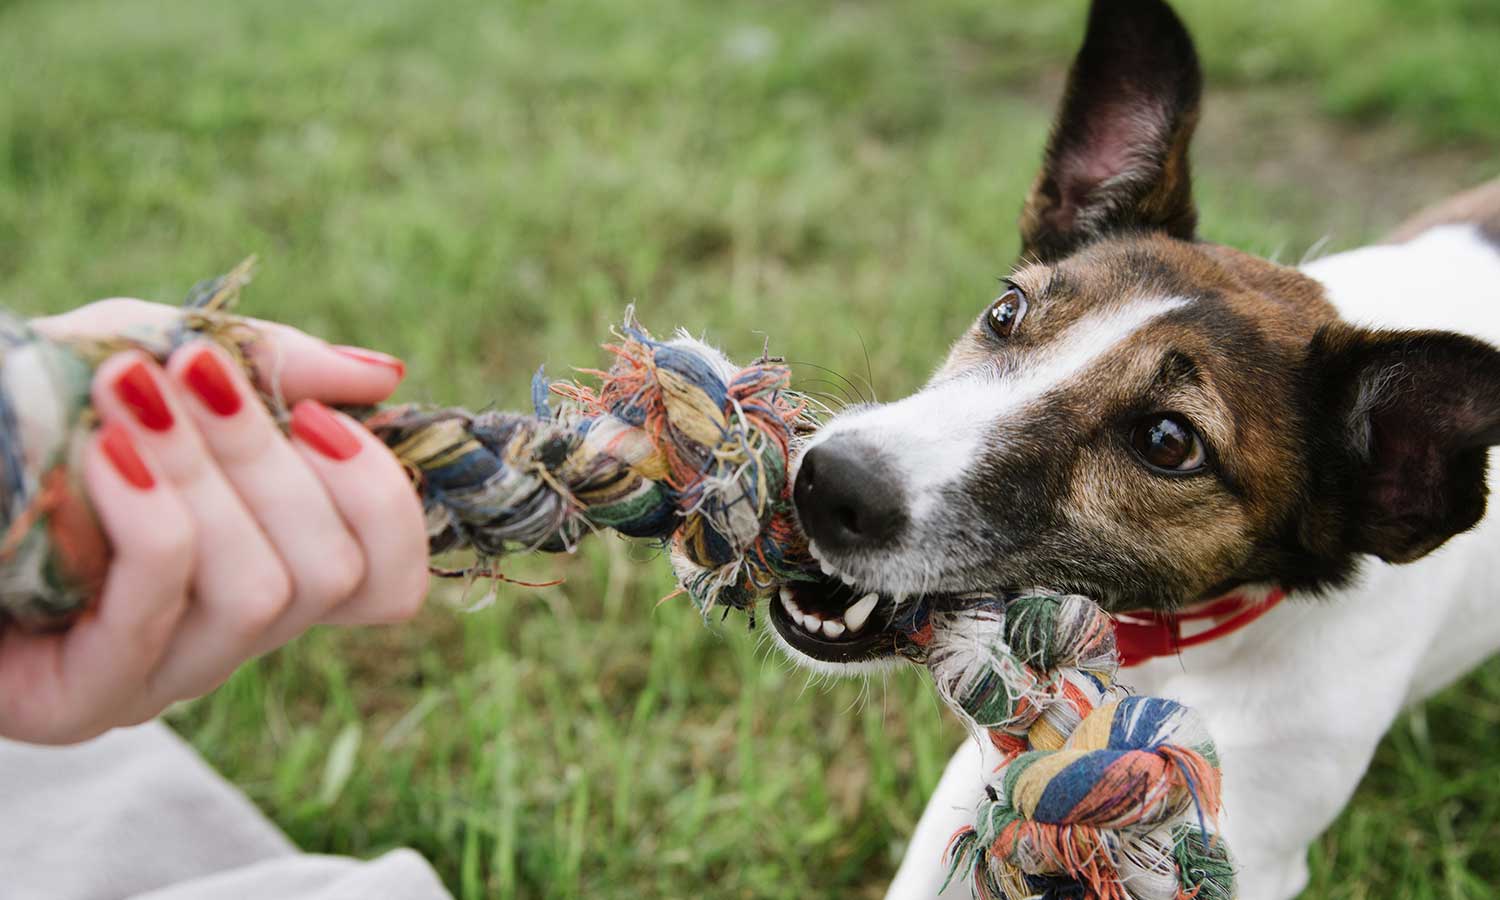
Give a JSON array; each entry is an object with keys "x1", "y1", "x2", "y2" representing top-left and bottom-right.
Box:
[{"x1": 760, "y1": 1, "x2": 1500, "y2": 897}]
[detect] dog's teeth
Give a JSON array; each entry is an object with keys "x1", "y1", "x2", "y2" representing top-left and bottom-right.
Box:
[
  {"x1": 845, "y1": 593, "x2": 878, "y2": 632},
  {"x1": 818, "y1": 558, "x2": 835, "y2": 576},
  {"x1": 839, "y1": 572, "x2": 855, "y2": 586},
  {"x1": 779, "y1": 589, "x2": 806, "y2": 627},
  {"x1": 822, "y1": 619, "x2": 845, "y2": 638},
  {"x1": 802, "y1": 612, "x2": 822, "y2": 634}
]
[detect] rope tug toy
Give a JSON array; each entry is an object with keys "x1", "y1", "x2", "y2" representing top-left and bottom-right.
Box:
[
  {"x1": 920, "y1": 596, "x2": 1233, "y2": 900},
  {"x1": 0, "y1": 266, "x2": 1234, "y2": 899},
  {"x1": 0, "y1": 261, "x2": 819, "y2": 627}
]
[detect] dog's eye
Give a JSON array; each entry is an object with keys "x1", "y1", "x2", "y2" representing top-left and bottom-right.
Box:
[
  {"x1": 1130, "y1": 413, "x2": 1207, "y2": 473},
  {"x1": 985, "y1": 288, "x2": 1028, "y2": 339}
]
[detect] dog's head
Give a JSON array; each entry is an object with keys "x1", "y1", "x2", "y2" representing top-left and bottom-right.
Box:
[{"x1": 772, "y1": 0, "x2": 1500, "y2": 671}]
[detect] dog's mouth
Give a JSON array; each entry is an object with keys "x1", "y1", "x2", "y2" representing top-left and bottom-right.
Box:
[
  {"x1": 767, "y1": 577, "x2": 912, "y2": 664},
  {"x1": 763, "y1": 537, "x2": 998, "y2": 668},
  {"x1": 765, "y1": 572, "x2": 999, "y2": 667}
]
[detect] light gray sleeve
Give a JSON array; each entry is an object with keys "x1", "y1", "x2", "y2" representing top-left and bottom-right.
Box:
[
  {"x1": 0, "y1": 722, "x2": 452, "y2": 900},
  {"x1": 133, "y1": 850, "x2": 452, "y2": 900}
]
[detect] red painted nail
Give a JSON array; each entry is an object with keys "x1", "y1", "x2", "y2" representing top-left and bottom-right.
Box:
[
  {"x1": 112, "y1": 361, "x2": 174, "y2": 431},
  {"x1": 333, "y1": 345, "x2": 405, "y2": 379},
  {"x1": 290, "y1": 400, "x2": 362, "y2": 461},
  {"x1": 98, "y1": 421, "x2": 155, "y2": 489},
  {"x1": 182, "y1": 350, "x2": 243, "y2": 417}
]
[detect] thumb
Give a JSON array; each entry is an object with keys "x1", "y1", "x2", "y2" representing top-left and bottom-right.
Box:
[{"x1": 242, "y1": 318, "x2": 406, "y2": 406}]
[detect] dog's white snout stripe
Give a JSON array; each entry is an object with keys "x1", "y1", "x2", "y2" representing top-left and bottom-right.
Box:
[{"x1": 810, "y1": 296, "x2": 1192, "y2": 523}]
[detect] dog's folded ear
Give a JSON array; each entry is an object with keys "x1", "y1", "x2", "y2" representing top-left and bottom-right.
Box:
[
  {"x1": 1019, "y1": 0, "x2": 1202, "y2": 263},
  {"x1": 1310, "y1": 326, "x2": 1500, "y2": 564}
]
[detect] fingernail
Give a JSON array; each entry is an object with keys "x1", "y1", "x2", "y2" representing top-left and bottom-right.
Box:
[
  {"x1": 182, "y1": 349, "x2": 243, "y2": 417},
  {"x1": 332, "y1": 345, "x2": 405, "y2": 378},
  {"x1": 99, "y1": 421, "x2": 155, "y2": 489},
  {"x1": 290, "y1": 400, "x2": 362, "y2": 461},
  {"x1": 112, "y1": 361, "x2": 174, "y2": 431}
]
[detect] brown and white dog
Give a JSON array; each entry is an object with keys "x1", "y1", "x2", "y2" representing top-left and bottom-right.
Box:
[{"x1": 760, "y1": 1, "x2": 1500, "y2": 897}]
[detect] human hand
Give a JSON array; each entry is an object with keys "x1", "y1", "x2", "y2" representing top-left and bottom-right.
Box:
[{"x1": 0, "y1": 299, "x2": 430, "y2": 744}]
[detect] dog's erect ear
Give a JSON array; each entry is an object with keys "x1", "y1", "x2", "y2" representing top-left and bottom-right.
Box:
[
  {"x1": 1310, "y1": 327, "x2": 1500, "y2": 564},
  {"x1": 1019, "y1": 0, "x2": 1202, "y2": 263}
]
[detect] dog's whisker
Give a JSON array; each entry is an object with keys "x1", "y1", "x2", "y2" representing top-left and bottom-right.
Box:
[
  {"x1": 794, "y1": 385, "x2": 858, "y2": 414},
  {"x1": 856, "y1": 331, "x2": 879, "y2": 404},
  {"x1": 1300, "y1": 233, "x2": 1335, "y2": 266},
  {"x1": 788, "y1": 361, "x2": 871, "y2": 407}
]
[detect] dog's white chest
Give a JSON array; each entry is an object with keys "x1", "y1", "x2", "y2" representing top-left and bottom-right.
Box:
[{"x1": 1302, "y1": 224, "x2": 1500, "y2": 339}]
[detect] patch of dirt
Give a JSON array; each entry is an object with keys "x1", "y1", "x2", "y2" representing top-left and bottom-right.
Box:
[{"x1": 1195, "y1": 85, "x2": 1495, "y2": 239}]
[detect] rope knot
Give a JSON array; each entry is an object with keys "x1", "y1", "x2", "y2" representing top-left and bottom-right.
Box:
[{"x1": 931, "y1": 597, "x2": 1235, "y2": 900}]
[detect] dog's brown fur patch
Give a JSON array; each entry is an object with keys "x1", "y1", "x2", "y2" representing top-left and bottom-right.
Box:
[{"x1": 927, "y1": 233, "x2": 1365, "y2": 607}]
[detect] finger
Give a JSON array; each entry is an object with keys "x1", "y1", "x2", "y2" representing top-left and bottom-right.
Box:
[
  {"x1": 165, "y1": 342, "x2": 369, "y2": 651},
  {"x1": 31, "y1": 297, "x2": 405, "y2": 407},
  {"x1": 0, "y1": 422, "x2": 193, "y2": 744},
  {"x1": 91, "y1": 352, "x2": 295, "y2": 706},
  {"x1": 242, "y1": 320, "x2": 404, "y2": 406},
  {"x1": 30, "y1": 298, "x2": 176, "y2": 340},
  {"x1": 287, "y1": 401, "x2": 430, "y2": 625}
]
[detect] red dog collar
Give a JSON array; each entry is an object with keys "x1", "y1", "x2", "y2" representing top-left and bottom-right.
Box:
[{"x1": 1111, "y1": 587, "x2": 1288, "y2": 667}]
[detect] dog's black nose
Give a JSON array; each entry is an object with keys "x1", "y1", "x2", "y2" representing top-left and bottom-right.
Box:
[{"x1": 793, "y1": 439, "x2": 907, "y2": 553}]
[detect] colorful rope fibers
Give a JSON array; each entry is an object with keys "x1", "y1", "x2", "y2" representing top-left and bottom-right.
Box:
[
  {"x1": 0, "y1": 265, "x2": 1235, "y2": 899},
  {"x1": 925, "y1": 595, "x2": 1235, "y2": 900},
  {"x1": 0, "y1": 262, "x2": 817, "y2": 629}
]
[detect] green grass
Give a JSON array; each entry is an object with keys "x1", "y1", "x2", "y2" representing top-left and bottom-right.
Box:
[{"x1": 2, "y1": 0, "x2": 1499, "y2": 896}]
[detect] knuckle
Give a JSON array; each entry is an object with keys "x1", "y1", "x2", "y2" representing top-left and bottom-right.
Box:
[
  {"x1": 367, "y1": 469, "x2": 420, "y2": 525},
  {"x1": 201, "y1": 413, "x2": 273, "y2": 468},
  {"x1": 134, "y1": 515, "x2": 197, "y2": 572},
  {"x1": 116, "y1": 704, "x2": 164, "y2": 730},
  {"x1": 167, "y1": 672, "x2": 232, "y2": 706},
  {"x1": 304, "y1": 540, "x2": 366, "y2": 607},
  {"x1": 341, "y1": 558, "x2": 428, "y2": 626},
  {"x1": 131, "y1": 596, "x2": 186, "y2": 658},
  {"x1": 382, "y1": 569, "x2": 431, "y2": 623},
  {"x1": 365, "y1": 485, "x2": 429, "y2": 623},
  {"x1": 230, "y1": 568, "x2": 293, "y2": 639}
]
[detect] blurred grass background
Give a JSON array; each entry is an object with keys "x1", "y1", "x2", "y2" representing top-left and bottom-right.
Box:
[{"x1": 2, "y1": 0, "x2": 1499, "y2": 897}]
